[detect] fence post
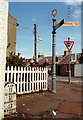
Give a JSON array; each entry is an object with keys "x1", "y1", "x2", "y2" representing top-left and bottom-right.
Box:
[
  {"x1": 20, "y1": 67, "x2": 23, "y2": 94},
  {"x1": 17, "y1": 66, "x2": 19, "y2": 94},
  {"x1": 26, "y1": 67, "x2": 28, "y2": 93},
  {"x1": 36, "y1": 67, "x2": 39, "y2": 91},
  {"x1": 7, "y1": 66, "x2": 9, "y2": 82},
  {"x1": 11, "y1": 66, "x2": 13, "y2": 82},
  {"x1": 32, "y1": 67, "x2": 34, "y2": 92},
  {"x1": 46, "y1": 67, "x2": 48, "y2": 90},
  {"x1": 24, "y1": 67, "x2": 26, "y2": 93},
  {"x1": 14, "y1": 66, "x2": 16, "y2": 84},
  {"x1": 29, "y1": 67, "x2": 31, "y2": 93}
]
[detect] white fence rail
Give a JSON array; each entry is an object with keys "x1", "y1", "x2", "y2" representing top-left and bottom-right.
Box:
[{"x1": 5, "y1": 66, "x2": 48, "y2": 95}]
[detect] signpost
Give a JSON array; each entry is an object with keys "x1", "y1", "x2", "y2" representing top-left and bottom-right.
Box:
[
  {"x1": 56, "y1": 21, "x2": 79, "y2": 26},
  {"x1": 51, "y1": 9, "x2": 79, "y2": 91},
  {"x1": 55, "y1": 19, "x2": 65, "y2": 30},
  {"x1": 64, "y1": 37, "x2": 74, "y2": 83},
  {"x1": 62, "y1": 22, "x2": 79, "y2": 26},
  {"x1": 51, "y1": 9, "x2": 64, "y2": 93}
]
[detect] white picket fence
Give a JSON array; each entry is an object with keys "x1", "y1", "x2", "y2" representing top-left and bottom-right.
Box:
[{"x1": 5, "y1": 66, "x2": 48, "y2": 95}]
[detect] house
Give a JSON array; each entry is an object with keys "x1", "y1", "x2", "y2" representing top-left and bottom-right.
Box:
[
  {"x1": 58, "y1": 52, "x2": 76, "y2": 76},
  {"x1": 38, "y1": 54, "x2": 63, "y2": 75},
  {"x1": 38, "y1": 51, "x2": 81, "y2": 76},
  {"x1": 74, "y1": 49, "x2": 83, "y2": 77},
  {"x1": 7, "y1": 13, "x2": 18, "y2": 56}
]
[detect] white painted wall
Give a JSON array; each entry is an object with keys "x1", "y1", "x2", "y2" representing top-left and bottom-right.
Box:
[
  {"x1": 74, "y1": 64, "x2": 83, "y2": 77},
  {"x1": 0, "y1": 0, "x2": 8, "y2": 119}
]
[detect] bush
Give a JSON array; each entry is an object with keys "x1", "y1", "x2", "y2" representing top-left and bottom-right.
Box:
[{"x1": 6, "y1": 52, "x2": 27, "y2": 67}]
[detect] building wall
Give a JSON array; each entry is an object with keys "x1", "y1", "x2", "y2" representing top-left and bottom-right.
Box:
[
  {"x1": 60, "y1": 64, "x2": 74, "y2": 76},
  {"x1": 6, "y1": 14, "x2": 17, "y2": 56},
  {"x1": 75, "y1": 64, "x2": 83, "y2": 77},
  {"x1": 60, "y1": 65, "x2": 68, "y2": 76},
  {"x1": 0, "y1": 0, "x2": 8, "y2": 119}
]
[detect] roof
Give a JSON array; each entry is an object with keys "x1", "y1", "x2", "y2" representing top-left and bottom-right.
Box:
[
  {"x1": 8, "y1": 13, "x2": 17, "y2": 22},
  {"x1": 59, "y1": 54, "x2": 76, "y2": 65},
  {"x1": 38, "y1": 52, "x2": 81, "y2": 65},
  {"x1": 38, "y1": 55, "x2": 63, "y2": 65},
  {"x1": 8, "y1": 13, "x2": 18, "y2": 26},
  {"x1": 38, "y1": 56, "x2": 52, "y2": 65}
]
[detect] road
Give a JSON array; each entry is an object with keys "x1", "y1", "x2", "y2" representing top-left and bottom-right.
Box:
[
  {"x1": 4, "y1": 80, "x2": 82, "y2": 120},
  {"x1": 48, "y1": 75, "x2": 82, "y2": 83}
]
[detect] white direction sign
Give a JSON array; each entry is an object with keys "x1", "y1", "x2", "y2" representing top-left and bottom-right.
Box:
[{"x1": 62, "y1": 22, "x2": 79, "y2": 26}]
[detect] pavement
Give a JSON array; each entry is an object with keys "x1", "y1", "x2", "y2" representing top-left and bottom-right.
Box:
[
  {"x1": 56, "y1": 76, "x2": 82, "y2": 83},
  {"x1": 4, "y1": 76, "x2": 83, "y2": 120}
]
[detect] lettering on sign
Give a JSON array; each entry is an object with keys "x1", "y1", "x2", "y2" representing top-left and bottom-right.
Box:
[
  {"x1": 62, "y1": 22, "x2": 79, "y2": 26},
  {"x1": 55, "y1": 19, "x2": 64, "y2": 30}
]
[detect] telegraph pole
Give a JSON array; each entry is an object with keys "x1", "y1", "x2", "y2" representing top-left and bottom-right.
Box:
[{"x1": 34, "y1": 24, "x2": 37, "y2": 63}]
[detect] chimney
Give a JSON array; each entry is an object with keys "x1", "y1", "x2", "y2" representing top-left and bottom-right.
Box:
[
  {"x1": 64, "y1": 51, "x2": 69, "y2": 56},
  {"x1": 64, "y1": 50, "x2": 72, "y2": 56}
]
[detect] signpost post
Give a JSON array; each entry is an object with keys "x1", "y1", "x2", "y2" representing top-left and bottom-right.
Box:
[
  {"x1": 51, "y1": 9, "x2": 78, "y2": 91},
  {"x1": 64, "y1": 37, "x2": 74, "y2": 83},
  {"x1": 51, "y1": 9, "x2": 64, "y2": 93}
]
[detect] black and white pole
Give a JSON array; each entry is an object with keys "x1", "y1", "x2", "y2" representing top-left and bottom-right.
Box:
[{"x1": 51, "y1": 9, "x2": 58, "y2": 93}]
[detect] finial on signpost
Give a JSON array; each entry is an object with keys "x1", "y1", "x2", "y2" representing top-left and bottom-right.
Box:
[
  {"x1": 51, "y1": 9, "x2": 58, "y2": 93},
  {"x1": 52, "y1": 9, "x2": 58, "y2": 17}
]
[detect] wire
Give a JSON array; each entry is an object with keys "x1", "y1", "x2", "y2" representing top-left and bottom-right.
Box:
[
  {"x1": 18, "y1": 25, "x2": 32, "y2": 29},
  {"x1": 57, "y1": 3, "x2": 81, "y2": 21},
  {"x1": 8, "y1": 22, "x2": 33, "y2": 31},
  {"x1": 17, "y1": 27, "x2": 32, "y2": 30}
]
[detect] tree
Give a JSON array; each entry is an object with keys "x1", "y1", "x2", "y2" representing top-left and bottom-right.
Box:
[
  {"x1": 43, "y1": 58, "x2": 49, "y2": 67},
  {"x1": 6, "y1": 52, "x2": 28, "y2": 67}
]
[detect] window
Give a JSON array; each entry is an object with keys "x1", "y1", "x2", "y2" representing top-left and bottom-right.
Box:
[{"x1": 70, "y1": 54, "x2": 76, "y2": 61}]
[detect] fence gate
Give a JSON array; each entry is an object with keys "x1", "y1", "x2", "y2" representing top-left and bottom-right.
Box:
[{"x1": 4, "y1": 82, "x2": 16, "y2": 115}]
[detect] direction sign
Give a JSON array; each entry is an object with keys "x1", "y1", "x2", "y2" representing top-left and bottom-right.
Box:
[
  {"x1": 62, "y1": 22, "x2": 79, "y2": 26},
  {"x1": 55, "y1": 19, "x2": 64, "y2": 30},
  {"x1": 64, "y1": 40, "x2": 74, "y2": 52}
]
